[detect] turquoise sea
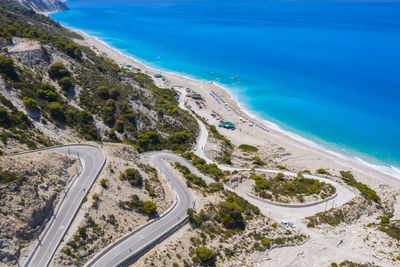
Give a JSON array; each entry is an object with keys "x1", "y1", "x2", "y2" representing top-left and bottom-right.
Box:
[{"x1": 50, "y1": 0, "x2": 400, "y2": 177}]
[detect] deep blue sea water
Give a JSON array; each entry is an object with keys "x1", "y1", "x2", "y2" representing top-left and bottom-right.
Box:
[{"x1": 50, "y1": 0, "x2": 400, "y2": 175}]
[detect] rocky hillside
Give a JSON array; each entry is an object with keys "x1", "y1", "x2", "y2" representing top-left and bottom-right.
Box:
[
  {"x1": 0, "y1": 151, "x2": 78, "y2": 266},
  {"x1": 15, "y1": 0, "x2": 67, "y2": 12},
  {"x1": 0, "y1": 1, "x2": 199, "y2": 265},
  {"x1": 0, "y1": 0, "x2": 199, "y2": 155}
]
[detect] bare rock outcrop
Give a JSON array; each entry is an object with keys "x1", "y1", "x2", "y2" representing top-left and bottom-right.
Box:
[
  {"x1": 14, "y1": 0, "x2": 68, "y2": 13},
  {"x1": 0, "y1": 151, "x2": 78, "y2": 266}
]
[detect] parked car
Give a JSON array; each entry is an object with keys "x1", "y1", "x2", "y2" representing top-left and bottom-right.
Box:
[{"x1": 287, "y1": 221, "x2": 296, "y2": 228}]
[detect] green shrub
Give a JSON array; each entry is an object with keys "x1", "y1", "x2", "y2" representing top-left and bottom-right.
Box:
[
  {"x1": 253, "y1": 174, "x2": 335, "y2": 201},
  {"x1": 92, "y1": 193, "x2": 99, "y2": 201},
  {"x1": 62, "y1": 247, "x2": 71, "y2": 255},
  {"x1": 0, "y1": 108, "x2": 11, "y2": 128},
  {"x1": 22, "y1": 97, "x2": 39, "y2": 111},
  {"x1": 37, "y1": 83, "x2": 59, "y2": 101},
  {"x1": 138, "y1": 131, "x2": 163, "y2": 151},
  {"x1": 114, "y1": 119, "x2": 124, "y2": 133},
  {"x1": 380, "y1": 215, "x2": 390, "y2": 224},
  {"x1": 64, "y1": 42, "x2": 82, "y2": 59},
  {"x1": 0, "y1": 55, "x2": 13, "y2": 72},
  {"x1": 274, "y1": 172, "x2": 284, "y2": 179},
  {"x1": 78, "y1": 226, "x2": 86, "y2": 239},
  {"x1": 252, "y1": 156, "x2": 263, "y2": 166},
  {"x1": 142, "y1": 201, "x2": 157, "y2": 214},
  {"x1": 48, "y1": 101, "x2": 65, "y2": 121},
  {"x1": 218, "y1": 200, "x2": 245, "y2": 229},
  {"x1": 100, "y1": 178, "x2": 108, "y2": 189},
  {"x1": 215, "y1": 149, "x2": 232, "y2": 165},
  {"x1": 208, "y1": 182, "x2": 224, "y2": 192},
  {"x1": 58, "y1": 76, "x2": 74, "y2": 91},
  {"x1": 273, "y1": 237, "x2": 285, "y2": 245},
  {"x1": 261, "y1": 237, "x2": 271, "y2": 247},
  {"x1": 307, "y1": 209, "x2": 347, "y2": 227},
  {"x1": 120, "y1": 168, "x2": 143, "y2": 187},
  {"x1": 48, "y1": 62, "x2": 70, "y2": 79},
  {"x1": 0, "y1": 169, "x2": 20, "y2": 183},
  {"x1": 0, "y1": 55, "x2": 16, "y2": 78},
  {"x1": 96, "y1": 85, "x2": 109, "y2": 99},
  {"x1": 119, "y1": 194, "x2": 157, "y2": 216},
  {"x1": 316, "y1": 168, "x2": 330, "y2": 175},
  {"x1": 210, "y1": 125, "x2": 232, "y2": 147},
  {"x1": 339, "y1": 171, "x2": 380, "y2": 203},
  {"x1": 238, "y1": 144, "x2": 258, "y2": 152},
  {"x1": 0, "y1": 107, "x2": 31, "y2": 129},
  {"x1": 65, "y1": 109, "x2": 98, "y2": 140},
  {"x1": 194, "y1": 247, "x2": 215, "y2": 264},
  {"x1": 167, "y1": 131, "x2": 194, "y2": 152},
  {"x1": 307, "y1": 221, "x2": 315, "y2": 228},
  {"x1": 379, "y1": 224, "x2": 400, "y2": 240}
]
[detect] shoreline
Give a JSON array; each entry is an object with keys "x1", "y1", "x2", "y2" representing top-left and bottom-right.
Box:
[{"x1": 68, "y1": 26, "x2": 400, "y2": 182}]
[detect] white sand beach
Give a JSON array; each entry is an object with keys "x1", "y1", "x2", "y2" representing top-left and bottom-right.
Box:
[{"x1": 73, "y1": 29, "x2": 400, "y2": 191}]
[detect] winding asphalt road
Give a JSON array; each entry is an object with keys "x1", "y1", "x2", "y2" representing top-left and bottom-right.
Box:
[
  {"x1": 83, "y1": 116, "x2": 359, "y2": 266},
  {"x1": 18, "y1": 145, "x2": 106, "y2": 267},
  {"x1": 84, "y1": 152, "x2": 194, "y2": 267},
  {"x1": 15, "y1": 100, "x2": 368, "y2": 266}
]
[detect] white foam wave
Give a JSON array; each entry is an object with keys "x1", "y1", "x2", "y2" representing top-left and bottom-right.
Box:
[{"x1": 208, "y1": 82, "x2": 400, "y2": 180}]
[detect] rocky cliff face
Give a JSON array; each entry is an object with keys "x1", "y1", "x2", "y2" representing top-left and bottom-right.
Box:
[{"x1": 15, "y1": 0, "x2": 67, "y2": 13}]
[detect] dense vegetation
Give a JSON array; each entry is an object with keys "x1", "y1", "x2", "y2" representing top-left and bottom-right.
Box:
[
  {"x1": 187, "y1": 192, "x2": 260, "y2": 231},
  {"x1": 174, "y1": 162, "x2": 224, "y2": 194},
  {"x1": 185, "y1": 190, "x2": 307, "y2": 265},
  {"x1": 182, "y1": 152, "x2": 226, "y2": 181},
  {"x1": 174, "y1": 162, "x2": 206, "y2": 188},
  {"x1": 251, "y1": 172, "x2": 336, "y2": 202},
  {"x1": 62, "y1": 216, "x2": 104, "y2": 264},
  {"x1": 0, "y1": 91, "x2": 52, "y2": 150},
  {"x1": 339, "y1": 171, "x2": 380, "y2": 204},
  {"x1": 0, "y1": 0, "x2": 198, "y2": 152}
]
